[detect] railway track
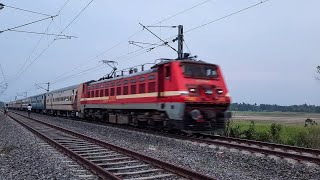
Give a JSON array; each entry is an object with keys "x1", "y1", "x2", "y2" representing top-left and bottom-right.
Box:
[
  {"x1": 186, "y1": 134, "x2": 320, "y2": 165},
  {"x1": 8, "y1": 112, "x2": 216, "y2": 180},
  {"x1": 10, "y1": 110, "x2": 320, "y2": 166}
]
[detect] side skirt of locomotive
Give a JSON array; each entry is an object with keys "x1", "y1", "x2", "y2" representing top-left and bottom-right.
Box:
[{"x1": 80, "y1": 102, "x2": 230, "y2": 134}]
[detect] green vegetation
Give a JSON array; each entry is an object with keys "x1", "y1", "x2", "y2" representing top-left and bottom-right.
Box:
[
  {"x1": 230, "y1": 103, "x2": 320, "y2": 113},
  {"x1": 226, "y1": 119, "x2": 320, "y2": 149}
]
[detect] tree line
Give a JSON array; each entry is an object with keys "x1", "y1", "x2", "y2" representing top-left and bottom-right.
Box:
[{"x1": 230, "y1": 103, "x2": 320, "y2": 113}]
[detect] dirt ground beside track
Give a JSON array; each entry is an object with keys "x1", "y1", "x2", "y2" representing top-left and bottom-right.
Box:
[{"x1": 232, "y1": 112, "x2": 320, "y2": 124}]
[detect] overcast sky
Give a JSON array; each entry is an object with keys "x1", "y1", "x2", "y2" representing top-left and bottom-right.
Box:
[{"x1": 0, "y1": 0, "x2": 319, "y2": 105}]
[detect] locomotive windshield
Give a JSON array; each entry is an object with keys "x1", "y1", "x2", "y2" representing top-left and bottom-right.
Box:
[{"x1": 182, "y1": 63, "x2": 218, "y2": 79}]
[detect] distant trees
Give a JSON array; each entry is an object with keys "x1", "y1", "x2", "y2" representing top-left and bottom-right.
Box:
[{"x1": 230, "y1": 103, "x2": 320, "y2": 113}]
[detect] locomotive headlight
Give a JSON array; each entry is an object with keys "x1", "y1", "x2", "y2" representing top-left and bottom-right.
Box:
[
  {"x1": 189, "y1": 88, "x2": 196, "y2": 92},
  {"x1": 225, "y1": 92, "x2": 230, "y2": 97},
  {"x1": 190, "y1": 109, "x2": 202, "y2": 120},
  {"x1": 217, "y1": 89, "x2": 224, "y2": 94}
]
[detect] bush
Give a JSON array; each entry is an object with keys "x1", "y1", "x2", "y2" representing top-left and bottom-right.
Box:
[
  {"x1": 269, "y1": 123, "x2": 282, "y2": 143},
  {"x1": 293, "y1": 126, "x2": 320, "y2": 148},
  {"x1": 255, "y1": 131, "x2": 271, "y2": 142},
  {"x1": 243, "y1": 121, "x2": 256, "y2": 140}
]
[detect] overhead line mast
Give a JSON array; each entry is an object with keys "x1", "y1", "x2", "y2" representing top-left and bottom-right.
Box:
[{"x1": 138, "y1": 23, "x2": 185, "y2": 59}]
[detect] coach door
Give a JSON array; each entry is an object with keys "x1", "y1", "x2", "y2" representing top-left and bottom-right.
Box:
[
  {"x1": 158, "y1": 63, "x2": 170, "y2": 98},
  {"x1": 158, "y1": 64, "x2": 165, "y2": 97}
]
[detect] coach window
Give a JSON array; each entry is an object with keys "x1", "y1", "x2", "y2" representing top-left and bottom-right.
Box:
[
  {"x1": 95, "y1": 90, "x2": 99, "y2": 97},
  {"x1": 105, "y1": 89, "x2": 109, "y2": 96},
  {"x1": 111, "y1": 82, "x2": 115, "y2": 87},
  {"x1": 123, "y1": 86, "x2": 129, "y2": 95},
  {"x1": 91, "y1": 91, "x2": 94, "y2": 97},
  {"x1": 100, "y1": 89, "x2": 104, "y2": 97},
  {"x1": 139, "y1": 83, "x2": 146, "y2": 94},
  {"x1": 139, "y1": 77, "x2": 145, "y2": 82},
  {"x1": 123, "y1": 80, "x2": 128, "y2": 85},
  {"x1": 165, "y1": 65, "x2": 170, "y2": 79},
  {"x1": 148, "y1": 75, "x2": 155, "y2": 80},
  {"x1": 117, "y1": 81, "x2": 121, "y2": 86},
  {"x1": 131, "y1": 79, "x2": 136, "y2": 83},
  {"x1": 110, "y1": 88, "x2": 115, "y2": 96},
  {"x1": 117, "y1": 87, "x2": 121, "y2": 95},
  {"x1": 148, "y1": 82, "x2": 156, "y2": 93},
  {"x1": 131, "y1": 84, "x2": 136, "y2": 94}
]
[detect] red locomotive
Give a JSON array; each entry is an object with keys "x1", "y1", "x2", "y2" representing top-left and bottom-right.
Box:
[
  {"x1": 9, "y1": 25, "x2": 231, "y2": 133},
  {"x1": 80, "y1": 59, "x2": 231, "y2": 133}
]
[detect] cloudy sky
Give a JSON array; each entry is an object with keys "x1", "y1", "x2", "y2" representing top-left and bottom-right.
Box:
[{"x1": 0, "y1": 0, "x2": 319, "y2": 105}]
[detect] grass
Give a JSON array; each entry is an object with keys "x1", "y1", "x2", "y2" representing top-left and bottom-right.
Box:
[{"x1": 227, "y1": 119, "x2": 320, "y2": 149}]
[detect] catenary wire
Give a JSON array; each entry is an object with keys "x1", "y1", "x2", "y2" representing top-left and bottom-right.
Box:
[
  {"x1": 7, "y1": 29, "x2": 77, "y2": 38},
  {"x1": 14, "y1": 0, "x2": 95, "y2": 82},
  {"x1": 0, "y1": 16, "x2": 56, "y2": 33},
  {"x1": 12, "y1": 0, "x2": 72, "y2": 81},
  {"x1": 50, "y1": 0, "x2": 212, "y2": 82},
  {"x1": 1, "y1": 4, "x2": 53, "y2": 17}
]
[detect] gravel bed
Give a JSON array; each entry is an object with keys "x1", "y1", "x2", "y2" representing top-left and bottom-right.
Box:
[
  {"x1": 0, "y1": 113, "x2": 97, "y2": 180},
  {"x1": 17, "y1": 111, "x2": 320, "y2": 180}
]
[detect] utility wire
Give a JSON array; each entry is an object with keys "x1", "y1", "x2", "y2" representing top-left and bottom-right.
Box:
[
  {"x1": 51, "y1": 29, "x2": 144, "y2": 82},
  {"x1": 156, "y1": 0, "x2": 211, "y2": 24},
  {"x1": 8, "y1": 29, "x2": 77, "y2": 38},
  {"x1": 58, "y1": 0, "x2": 94, "y2": 35},
  {"x1": 185, "y1": 0, "x2": 271, "y2": 33},
  {"x1": 139, "y1": 23, "x2": 177, "y2": 53},
  {"x1": 109, "y1": 0, "x2": 272, "y2": 67},
  {"x1": 13, "y1": 20, "x2": 55, "y2": 83},
  {"x1": 12, "y1": 0, "x2": 72, "y2": 84},
  {"x1": 15, "y1": 0, "x2": 94, "y2": 82},
  {"x1": 45, "y1": 0, "x2": 270, "y2": 86},
  {"x1": 0, "y1": 16, "x2": 56, "y2": 33},
  {"x1": 0, "y1": 3, "x2": 53, "y2": 17},
  {"x1": 50, "y1": 0, "x2": 211, "y2": 83},
  {"x1": 183, "y1": 40, "x2": 192, "y2": 55}
]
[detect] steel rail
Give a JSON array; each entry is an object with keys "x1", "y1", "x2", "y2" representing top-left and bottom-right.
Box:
[
  {"x1": 9, "y1": 111, "x2": 216, "y2": 180},
  {"x1": 8, "y1": 113, "x2": 121, "y2": 180},
  {"x1": 206, "y1": 135, "x2": 320, "y2": 156},
  {"x1": 10, "y1": 110, "x2": 320, "y2": 165}
]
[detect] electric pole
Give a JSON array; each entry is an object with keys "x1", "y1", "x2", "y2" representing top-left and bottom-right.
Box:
[{"x1": 177, "y1": 25, "x2": 184, "y2": 59}]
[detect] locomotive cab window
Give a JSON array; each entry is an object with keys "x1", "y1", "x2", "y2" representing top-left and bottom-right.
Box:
[{"x1": 182, "y1": 63, "x2": 218, "y2": 79}]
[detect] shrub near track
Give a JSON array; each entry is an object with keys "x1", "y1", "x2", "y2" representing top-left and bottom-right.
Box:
[{"x1": 226, "y1": 120, "x2": 320, "y2": 149}]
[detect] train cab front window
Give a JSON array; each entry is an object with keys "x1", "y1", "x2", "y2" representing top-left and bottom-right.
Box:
[{"x1": 182, "y1": 63, "x2": 218, "y2": 79}]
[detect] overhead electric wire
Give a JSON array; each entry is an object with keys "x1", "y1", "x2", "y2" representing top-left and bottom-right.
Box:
[
  {"x1": 14, "y1": 0, "x2": 95, "y2": 82},
  {"x1": 156, "y1": 0, "x2": 212, "y2": 24},
  {"x1": 185, "y1": 0, "x2": 271, "y2": 34},
  {"x1": 0, "y1": 16, "x2": 56, "y2": 33},
  {"x1": 58, "y1": 0, "x2": 94, "y2": 35},
  {"x1": 7, "y1": 29, "x2": 77, "y2": 38},
  {"x1": 50, "y1": 29, "x2": 144, "y2": 82},
  {"x1": 1, "y1": 3, "x2": 53, "y2": 17},
  {"x1": 108, "y1": 0, "x2": 272, "y2": 67},
  {"x1": 51, "y1": 64, "x2": 106, "y2": 84},
  {"x1": 6, "y1": 0, "x2": 73, "y2": 97},
  {"x1": 43, "y1": 0, "x2": 271, "y2": 88},
  {"x1": 183, "y1": 40, "x2": 192, "y2": 55},
  {"x1": 12, "y1": 0, "x2": 72, "y2": 84},
  {"x1": 50, "y1": 0, "x2": 212, "y2": 83}
]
